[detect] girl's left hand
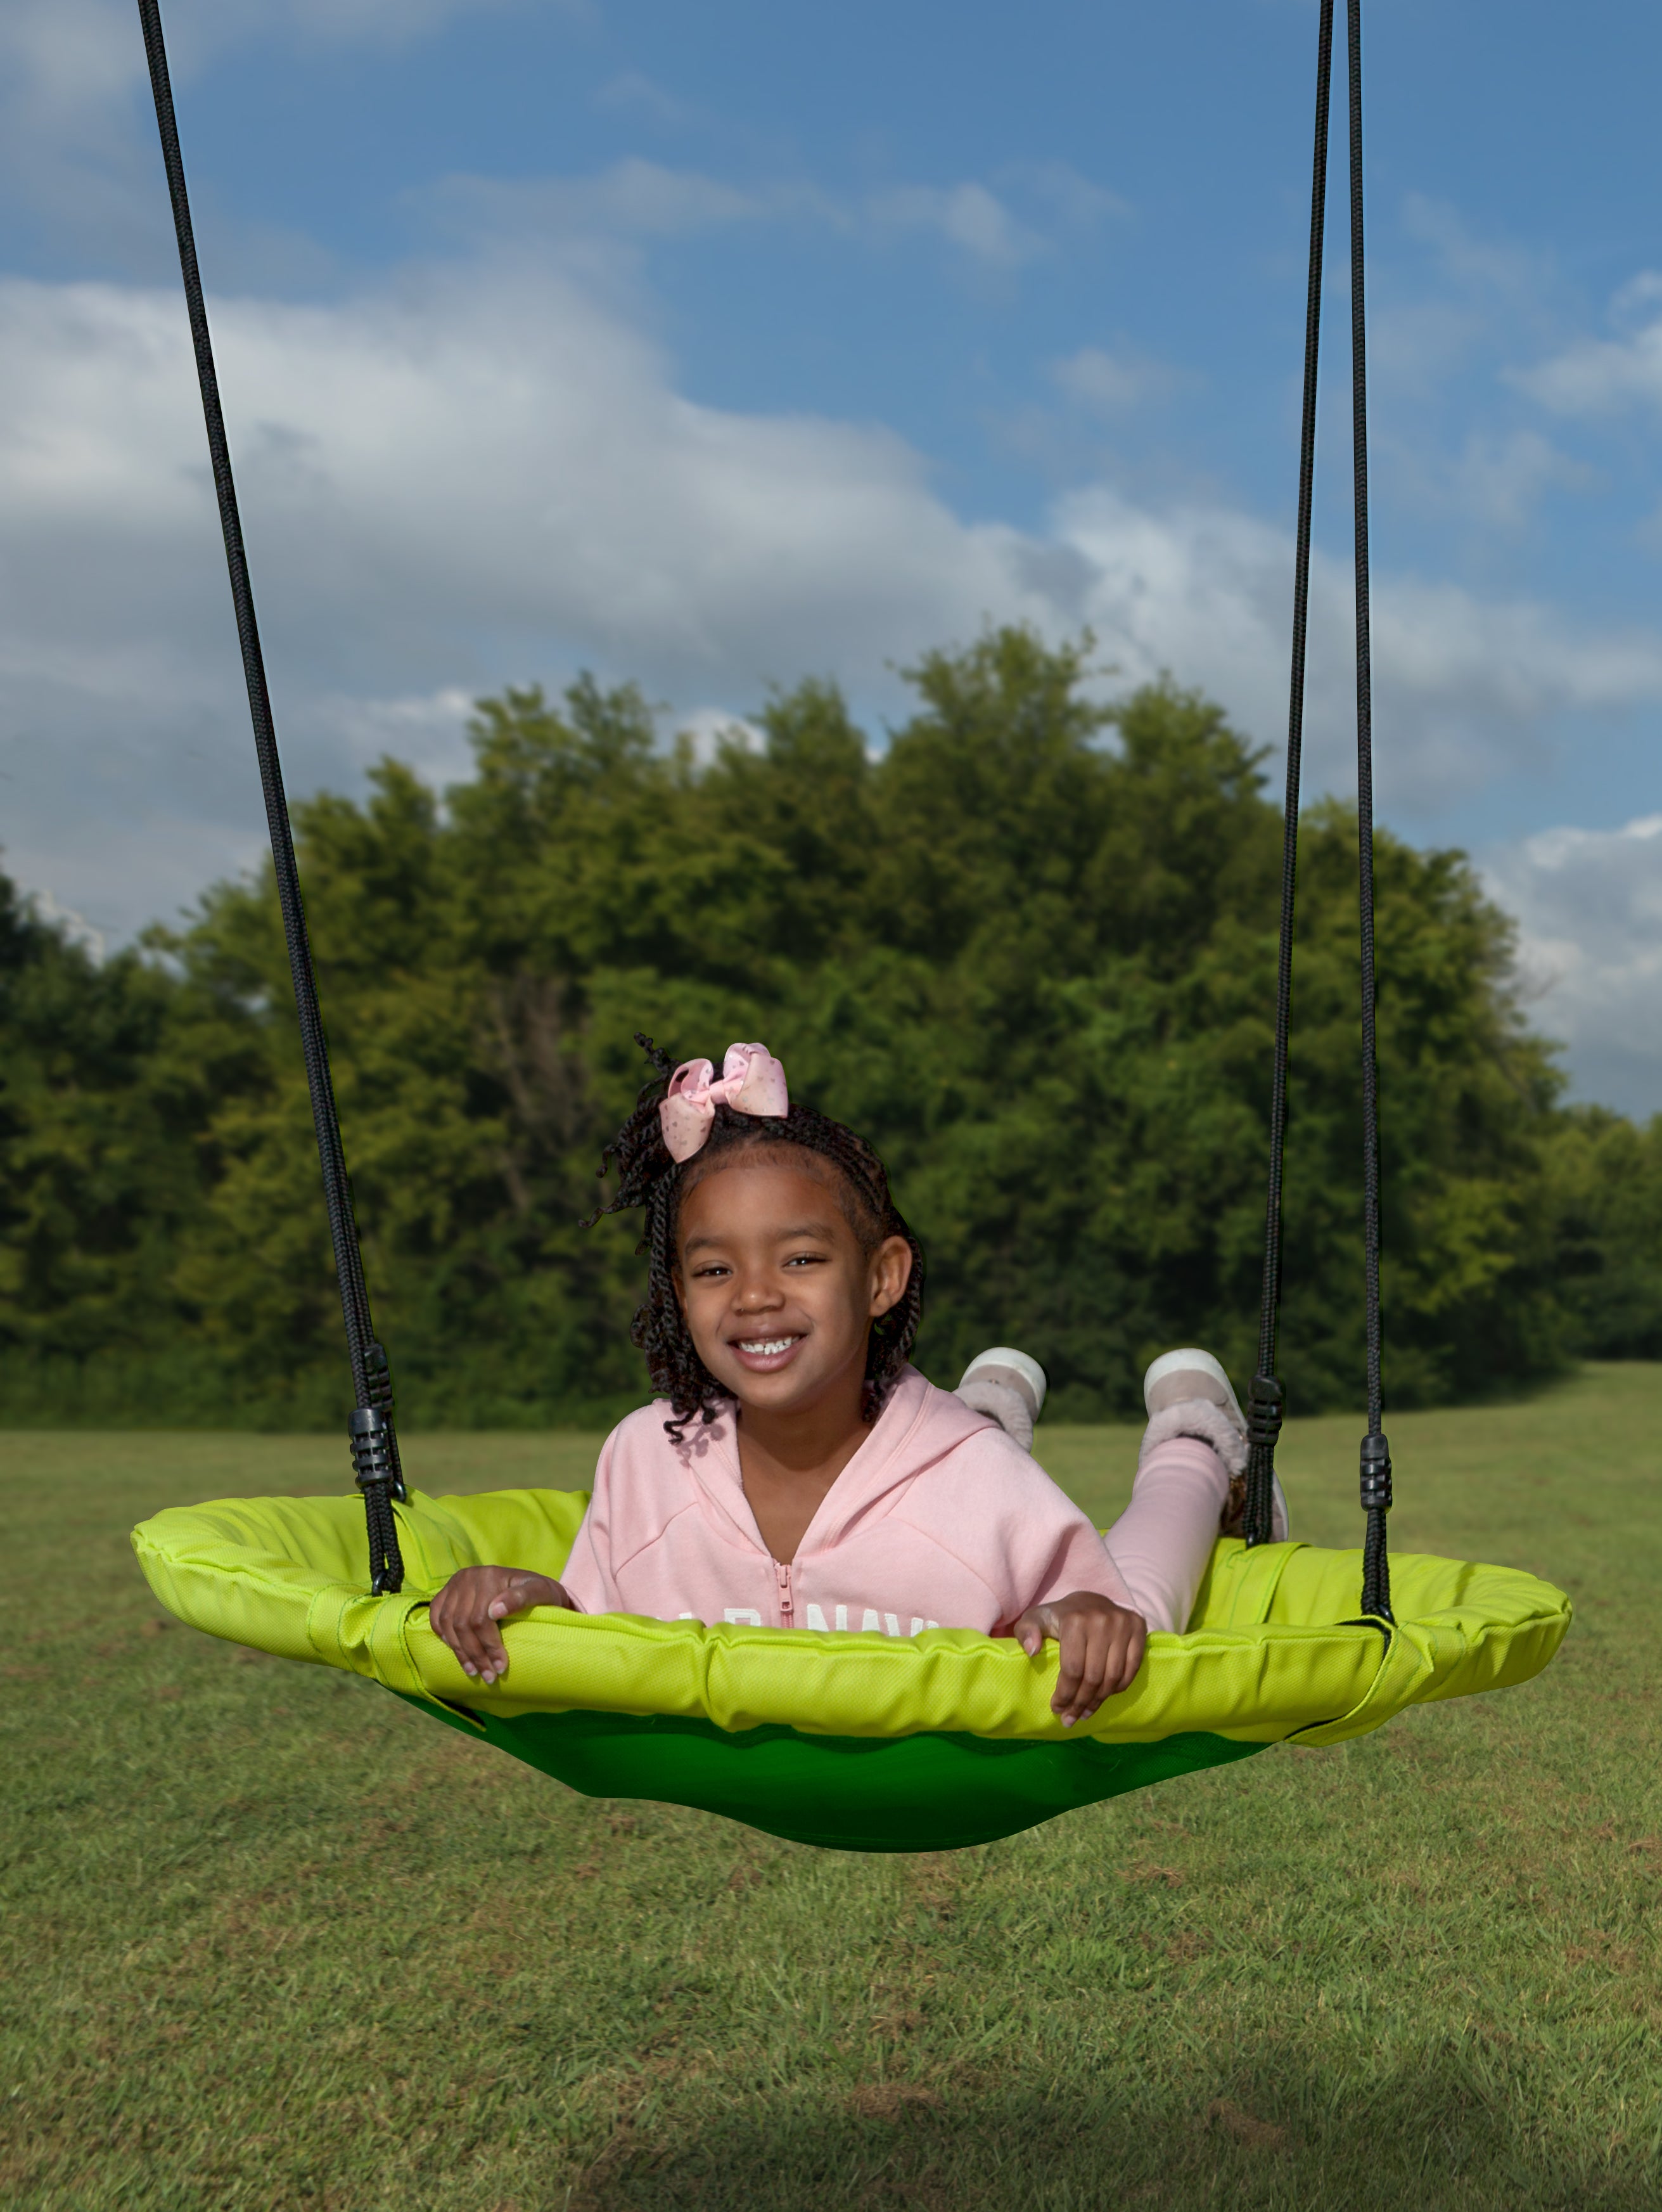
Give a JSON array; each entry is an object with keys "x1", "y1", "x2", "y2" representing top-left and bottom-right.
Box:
[{"x1": 1013, "y1": 1591, "x2": 1147, "y2": 1725}]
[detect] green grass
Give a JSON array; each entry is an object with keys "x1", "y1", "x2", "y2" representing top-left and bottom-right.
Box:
[{"x1": 1, "y1": 1367, "x2": 1657, "y2": 2210}]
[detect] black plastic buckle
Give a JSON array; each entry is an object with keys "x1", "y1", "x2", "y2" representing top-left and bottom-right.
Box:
[
  {"x1": 350, "y1": 1405, "x2": 399, "y2": 1495},
  {"x1": 1247, "y1": 1372, "x2": 1284, "y2": 1451},
  {"x1": 1358, "y1": 1431, "x2": 1393, "y2": 1513}
]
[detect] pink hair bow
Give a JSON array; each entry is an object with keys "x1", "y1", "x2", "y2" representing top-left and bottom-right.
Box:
[{"x1": 659, "y1": 1042, "x2": 790, "y2": 1162}]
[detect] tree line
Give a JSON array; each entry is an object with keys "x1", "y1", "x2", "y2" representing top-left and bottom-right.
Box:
[{"x1": 3, "y1": 627, "x2": 1659, "y2": 1429}]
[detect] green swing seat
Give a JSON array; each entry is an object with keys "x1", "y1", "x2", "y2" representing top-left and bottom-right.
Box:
[
  {"x1": 133, "y1": 1482, "x2": 1569, "y2": 1853},
  {"x1": 127, "y1": 0, "x2": 1570, "y2": 1860}
]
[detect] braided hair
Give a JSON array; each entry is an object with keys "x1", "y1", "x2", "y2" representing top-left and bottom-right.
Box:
[{"x1": 585, "y1": 1034, "x2": 924, "y2": 1440}]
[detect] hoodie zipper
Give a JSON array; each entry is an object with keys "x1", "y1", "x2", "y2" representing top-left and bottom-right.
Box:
[{"x1": 776, "y1": 1559, "x2": 795, "y2": 1627}]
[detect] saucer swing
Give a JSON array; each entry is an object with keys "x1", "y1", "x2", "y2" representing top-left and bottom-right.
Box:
[{"x1": 130, "y1": 0, "x2": 1569, "y2": 1853}]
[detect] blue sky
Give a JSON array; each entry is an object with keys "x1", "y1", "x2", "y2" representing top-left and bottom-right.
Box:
[{"x1": 6, "y1": 0, "x2": 1662, "y2": 1107}]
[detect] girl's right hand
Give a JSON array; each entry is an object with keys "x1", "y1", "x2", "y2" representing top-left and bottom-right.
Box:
[
  {"x1": 427, "y1": 1565, "x2": 572, "y2": 1685},
  {"x1": 1012, "y1": 1590, "x2": 1147, "y2": 1726}
]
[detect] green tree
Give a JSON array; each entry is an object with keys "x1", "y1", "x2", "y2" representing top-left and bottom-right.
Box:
[
  {"x1": 0, "y1": 875, "x2": 212, "y2": 1413},
  {"x1": 1545, "y1": 1107, "x2": 1662, "y2": 1358},
  {"x1": 0, "y1": 628, "x2": 1602, "y2": 1425}
]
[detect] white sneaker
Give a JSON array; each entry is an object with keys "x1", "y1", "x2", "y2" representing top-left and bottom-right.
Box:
[
  {"x1": 1140, "y1": 1347, "x2": 1289, "y2": 1541},
  {"x1": 956, "y1": 1347, "x2": 1047, "y2": 1453}
]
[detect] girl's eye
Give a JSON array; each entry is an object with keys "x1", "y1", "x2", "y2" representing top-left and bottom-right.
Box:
[{"x1": 691, "y1": 1262, "x2": 731, "y2": 1279}]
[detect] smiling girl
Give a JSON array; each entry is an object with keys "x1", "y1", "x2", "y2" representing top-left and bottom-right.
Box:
[{"x1": 430, "y1": 1038, "x2": 1272, "y2": 1726}]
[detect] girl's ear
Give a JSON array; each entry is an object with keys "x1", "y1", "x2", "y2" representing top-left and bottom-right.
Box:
[{"x1": 868, "y1": 1234, "x2": 912, "y2": 1320}]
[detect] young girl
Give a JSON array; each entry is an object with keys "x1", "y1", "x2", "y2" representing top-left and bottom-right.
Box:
[{"x1": 430, "y1": 1039, "x2": 1276, "y2": 1726}]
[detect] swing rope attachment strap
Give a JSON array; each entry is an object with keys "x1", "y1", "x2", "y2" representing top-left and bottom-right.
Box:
[
  {"x1": 137, "y1": 0, "x2": 407, "y2": 1596},
  {"x1": 1243, "y1": 0, "x2": 1392, "y2": 1626}
]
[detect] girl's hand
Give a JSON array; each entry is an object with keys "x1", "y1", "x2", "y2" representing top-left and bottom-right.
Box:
[
  {"x1": 1013, "y1": 1591, "x2": 1147, "y2": 1726},
  {"x1": 427, "y1": 1566, "x2": 572, "y2": 1686}
]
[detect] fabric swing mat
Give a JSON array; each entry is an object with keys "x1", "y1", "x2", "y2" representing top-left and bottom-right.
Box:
[{"x1": 132, "y1": 1484, "x2": 1569, "y2": 1852}]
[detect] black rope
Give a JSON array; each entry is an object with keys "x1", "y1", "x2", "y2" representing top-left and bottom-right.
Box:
[
  {"x1": 1346, "y1": 0, "x2": 1392, "y2": 1622},
  {"x1": 1244, "y1": 0, "x2": 1335, "y2": 1549},
  {"x1": 136, "y1": 0, "x2": 405, "y2": 1594}
]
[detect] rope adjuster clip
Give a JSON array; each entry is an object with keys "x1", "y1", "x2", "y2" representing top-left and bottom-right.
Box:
[
  {"x1": 1358, "y1": 1431, "x2": 1392, "y2": 1514},
  {"x1": 348, "y1": 1405, "x2": 404, "y2": 1501}
]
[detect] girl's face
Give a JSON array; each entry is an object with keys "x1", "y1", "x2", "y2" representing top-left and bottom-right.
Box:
[{"x1": 674, "y1": 1155, "x2": 912, "y2": 1421}]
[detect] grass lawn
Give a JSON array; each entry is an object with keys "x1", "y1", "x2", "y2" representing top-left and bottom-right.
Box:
[{"x1": 1, "y1": 1365, "x2": 1658, "y2": 2210}]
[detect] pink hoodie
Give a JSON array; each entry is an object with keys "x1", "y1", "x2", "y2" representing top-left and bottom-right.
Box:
[{"x1": 558, "y1": 1365, "x2": 1229, "y2": 1638}]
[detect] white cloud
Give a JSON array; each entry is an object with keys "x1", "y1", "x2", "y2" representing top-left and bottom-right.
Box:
[
  {"x1": 1051, "y1": 346, "x2": 1174, "y2": 415},
  {"x1": 423, "y1": 161, "x2": 793, "y2": 248},
  {"x1": 324, "y1": 685, "x2": 476, "y2": 786},
  {"x1": 255, "y1": 0, "x2": 528, "y2": 41},
  {"x1": 1054, "y1": 487, "x2": 1662, "y2": 810},
  {"x1": 1006, "y1": 161, "x2": 1130, "y2": 230},
  {"x1": 1, "y1": 0, "x2": 513, "y2": 91},
  {"x1": 25, "y1": 887, "x2": 106, "y2": 963},
  {"x1": 1400, "y1": 194, "x2": 1552, "y2": 307},
  {"x1": 1, "y1": 0, "x2": 135, "y2": 117},
  {"x1": 679, "y1": 708, "x2": 766, "y2": 764},
  {"x1": 867, "y1": 183, "x2": 1045, "y2": 269},
  {"x1": 0, "y1": 262, "x2": 1043, "y2": 934},
  {"x1": 422, "y1": 160, "x2": 1085, "y2": 280},
  {"x1": 1365, "y1": 198, "x2": 1557, "y2": 404},
  {"x1": 0, "y1": 0, "x2": 526, "y2": 264},
  {"x1": 1376, "y1": 423, "x2": 1594, "y2": 537},
  {"x1": 592, "y1": 72, "x2": 698, "y2": 130},
  {"x1": 1446, "y1": 430, "x2": 1594, "y2": 531},
  {"x1": 1482, "y1": 816, "x2": 1662, "y2": 1116},
  {"x1": 1514, "y1": 277, "x2": 1662, "y2": 418},
  {"x1": 6, "y1": 259, "x2": 1662, "y2": 946},
  {"x1": 0, "y1": 0, "x2": 1115, "y2": 290}
]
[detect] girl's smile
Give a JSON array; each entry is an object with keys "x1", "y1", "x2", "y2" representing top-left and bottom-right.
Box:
[{"x1": 729, "y1": 1332, "x2": 805, "y2": 1370}]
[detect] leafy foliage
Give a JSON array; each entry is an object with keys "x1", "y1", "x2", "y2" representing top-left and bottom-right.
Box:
[
  {"x1": 0, "y1": 628, "x2": 1620, "y2": 1425},
  {"x1": 1542, "y1": 1106, "x2": 1662, "y2": 1359},
  {"x1": 0, "y1": 875, "x2": 216, "y2": 1410}
]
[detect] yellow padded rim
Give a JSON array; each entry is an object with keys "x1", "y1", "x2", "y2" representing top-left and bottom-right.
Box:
[{"x1": 131, "y1": 1484, "x2": 1572, "y2": 1751}]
